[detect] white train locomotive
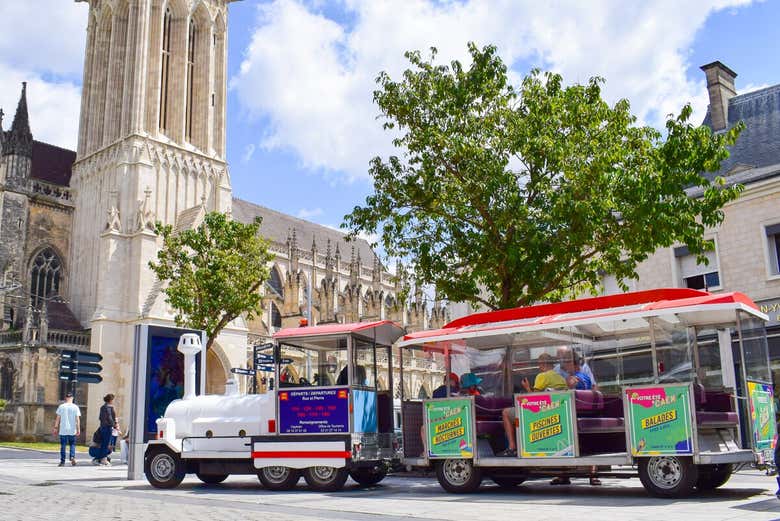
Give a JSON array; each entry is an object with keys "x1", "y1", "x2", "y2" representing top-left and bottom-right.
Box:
[{"x1": 144, "y1": 321, "x2": 405, "y2": 491}]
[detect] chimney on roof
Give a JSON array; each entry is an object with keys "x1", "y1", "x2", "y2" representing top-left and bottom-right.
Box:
[{"x1": 701, "y1": 61, "x2": 737, "y2": 132}]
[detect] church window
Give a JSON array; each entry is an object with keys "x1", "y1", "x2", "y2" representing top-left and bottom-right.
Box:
[
  {"x1": 0, "y1": 360, "x2": 13, "y2": 400},
  {"x1": 417, "y1": 385, "x2": 429, "y2": 399},
  {"x1": 30, "y1": 248, "x2": 62, "y2": 307},
  {"x1": 185, "y1": 19, "x2": 197, "y2": 142},
  {"x1": 268, "y1": 266, "x2": 284, "y2": 298},
  {"x1": 159, "y1": 7, "x2": 172, "y2": 133},
  {"x1": 271, "y1": 303, "x2": 282, "y2": 331}
]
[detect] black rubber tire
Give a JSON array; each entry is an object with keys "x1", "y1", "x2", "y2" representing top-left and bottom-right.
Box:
[
  {"x1": 257, "y1": 466, "x2": 301, "y2": 491},
  {"x1": 144, "y1": 446, "x2": 186, "y2": 489},
  {"x1": 435, "y1": 459, "x2": 483, "y2": 493},
  {"x1": 638, "y1": 456, "x2": 698, "y2": 498},
  {"x1": 196, "y1": 472, "x2": 228, "y2": 485},
  {"x1": 491, "y1": 476, "x2": 526, "y2": 488},
  {"x1": 695, "y1": 464, "x2": 733, "y2": 490},
  {"x1": 304, "y1": 466, "x2": 349, "y2": 492},
  {"x1": 349, "y1": 467, "x2": 387, "y2": 486}
]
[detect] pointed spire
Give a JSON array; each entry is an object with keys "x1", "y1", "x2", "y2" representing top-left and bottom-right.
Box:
[{"x1": 4, "y1": 82, "x2": 32, "y2": 158}]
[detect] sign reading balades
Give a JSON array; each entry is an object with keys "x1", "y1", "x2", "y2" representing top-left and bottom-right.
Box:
[{"x1": 278, "y1": 387, "x2": 350, "y2": 434}]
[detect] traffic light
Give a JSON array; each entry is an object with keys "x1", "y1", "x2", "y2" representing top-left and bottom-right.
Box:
[{"x1": 59, "y1": 349, "x2": 103, "y2": 384}]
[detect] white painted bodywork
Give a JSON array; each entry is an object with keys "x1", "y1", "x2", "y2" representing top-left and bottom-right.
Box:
[{"x1": 252, "y1": 441, "x2": 349, "y2": 469}]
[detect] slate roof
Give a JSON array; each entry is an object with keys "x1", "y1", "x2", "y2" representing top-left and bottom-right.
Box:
[
  {"x1": 30, "y1": 140, "x2": 76, "y2": 187},
  {"x1": 47, "y1": 300, "x2": 84, "y2": 331},
  {"x1": 231, "y1": 197, "x2": 378, "y2": 262},
  {"x1": 702, "y1": 84, "x2": 780, "y2": 184}
]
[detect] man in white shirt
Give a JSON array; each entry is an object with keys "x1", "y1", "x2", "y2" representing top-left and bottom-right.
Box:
[
  {"x1": 53, "y1": 392, "x2": 81, "y2": 467},
  {"x1": 554, "y1": 346, "x2": 598, "y2": 391}
]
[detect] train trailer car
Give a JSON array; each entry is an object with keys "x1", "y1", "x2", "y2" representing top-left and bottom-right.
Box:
[
  {"x1": 144, "y1": 320, "x2": 405, "y2": 491},
  {"x1": 398, "y1": 288, "x2": 777, "y2": 498}
]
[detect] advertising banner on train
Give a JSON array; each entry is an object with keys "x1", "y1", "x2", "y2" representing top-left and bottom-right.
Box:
[
  {"x1": 424, "y1": 398, "x2": 474, "y2": 458},
  {"x1": 278, "y1": 387, "x2": 350, "y2": 434},
  {"x1": 517, "y1": 391, "x2": 577, "y2": 458},
  {"x1": 626, "y1": 384, "x2": 693, "y2": 456},
  {"x1": 747, "y1": 381, "x2": 777, "y2": 452}
]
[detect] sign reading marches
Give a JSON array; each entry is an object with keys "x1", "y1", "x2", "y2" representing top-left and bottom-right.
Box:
[
  {"x1": 424, "y1": 398, "x2": 474, "y2": 458},
  {"x1": 626, "y1": 384, "x2": 693, "y2": 456},
  {"x1": 517, "y1": 391, "x2": 577, "y2": 457},
  {"x1": 747, "y1": 381, "x2": 777, "y2": 452}
]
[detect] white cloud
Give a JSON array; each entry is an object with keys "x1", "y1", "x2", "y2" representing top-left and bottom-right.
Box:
[
  {"x1": 297, "y1": 207, "x2": 324, "y2": 219},
  {"x1": 232, "y1": 0, "x2": 754, "y2": 182},
  {"x1": 242, "y1": 143, "x2": 256, "y2": 163},
  {"x1": 0, "y1": 1, "x2": 87, "y2": 149}
]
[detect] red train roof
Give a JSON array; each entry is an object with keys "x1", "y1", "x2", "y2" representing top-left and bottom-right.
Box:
[{"x1": 274, "y1": 320, "x2": 404, "y2": 344}]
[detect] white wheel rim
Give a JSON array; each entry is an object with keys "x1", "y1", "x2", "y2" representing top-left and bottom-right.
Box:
[
  {"x1": 312, "y1": 466, "x2": 336, "y2": 481},
  {"x1": 443, "y1": 459, "x2": 472, "y2": 486},
  {"x1": 263, "y1": 466, "x2": 291, "y2": 483},
  {"x1": 151, "y1": 453, "x2": 175, "y2": 482},
  {"x1": 648, "y1": 457, "x2": 683, "y2": 489}
]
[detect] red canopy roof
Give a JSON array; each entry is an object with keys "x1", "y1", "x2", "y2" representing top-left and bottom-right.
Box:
[
  {"x1": 402, "y1": 288, "x2": 761, "y2": 344},
  {"x1": 274, "y1": 320, "x2": 404, "y2": 342}
]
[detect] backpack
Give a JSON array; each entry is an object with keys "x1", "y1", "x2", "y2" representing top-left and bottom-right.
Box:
[{"x1": 92, "y1": 427, "x2": 102, "y2": 445}]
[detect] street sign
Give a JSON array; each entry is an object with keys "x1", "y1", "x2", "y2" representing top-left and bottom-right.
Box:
[
  {"x1": 61, "y1": 350, "x2": 103, "y2": 364},
  {"x1": 255, "y1": 353, "x2": 274, "y2": 362},
  {"x1": 257, "y1": 365, "x2": 274, "y2": 372},
  {"x1": 252, "y1": 342, "x2": 274, "y2": 350},
  {"x1": 279, "y1": 358, "x2": 293, "y2": 365},
  {"x1": 59, "y1": 349, "x2": 103, "y2": 385},
  {"x1": 231, "y1": 367, "x2": 256, "y2": 376}
]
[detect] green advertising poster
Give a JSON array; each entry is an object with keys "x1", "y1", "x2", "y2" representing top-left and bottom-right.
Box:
[
  {"x1": 425, "y1": 398, "x2": 474, "y2": 458},
  {"x1": 747, "y1": 381, "x2": 777, "y2": 452},
  {"x1": 517, "y1": 392, "x2": 577, "y2": 457},
  {"x1": 626, "y1": 384, "x2": 693, "y2": 456}
]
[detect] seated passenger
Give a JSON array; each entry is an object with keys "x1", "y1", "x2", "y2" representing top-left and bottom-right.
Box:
[
  {"x1": 336, "y1": 365, "x2": 367, "y2": 386},
  {"x1": 460, "y1": 373, "x2": 483, "y2": 396},
  {"x1": 555, "y1": 346, "x2": 598, "y2": 391},
  {"x1": 563, "y1": 355, "x2": 592, "y2": 390},
  {"x1": 432, "y1": 373, "x2": 460, "y2": 398},
  {"x1": 499, "y1": 353, "x2": 567, "y2": 457}
]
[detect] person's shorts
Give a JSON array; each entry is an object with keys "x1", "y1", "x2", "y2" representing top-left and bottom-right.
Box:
[{"x1": 505, "y1": 407, "x2": 516, "y2": 420}]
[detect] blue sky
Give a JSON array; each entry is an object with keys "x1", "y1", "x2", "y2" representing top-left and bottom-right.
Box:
[{"x1": 2, "y1": 1, "x2": 779, "y2": 236}]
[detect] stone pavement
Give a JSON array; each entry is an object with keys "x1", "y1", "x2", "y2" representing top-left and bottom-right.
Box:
[{"x1": 1, "y1": 448, "x2": 779, "y2": 521}]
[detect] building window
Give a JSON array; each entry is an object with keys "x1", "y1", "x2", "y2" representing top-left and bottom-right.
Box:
[
  {"x1": 0, "y1": 360, "x2": 13, "y2": 400},
  {"x1": 675, "y1": 242, "x2": 720, "y2": 290},
  {"x1": 267, "y1": 267, "x2": 283, "y2": 298},
  {"x1": 30, "y1": 248, "x2": 62, "y2": 307},
  {"x1": 185, "y1": 19, "x2": 196, "y2": 142},
  {"x1": 766, "y1": 224, "x2": 780, "y2": 276},
  {"x1": 270, "y1": 303, "x2": 282, "y2": 331},
  {"x1": 159, "y1": 7, "x2": 172, "y2": 132}
]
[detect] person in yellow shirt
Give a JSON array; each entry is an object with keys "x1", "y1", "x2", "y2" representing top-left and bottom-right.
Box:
[
  {"x1": 498, "y1": 353, "x2": 568, "y2": 456},
  {"x1": 521, "y1": 353, "x2": 568, "y2": 392}
]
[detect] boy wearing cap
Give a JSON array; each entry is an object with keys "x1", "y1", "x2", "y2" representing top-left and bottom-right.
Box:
[
  {"x1": 53, "y1": 392, "x2": 81, "y2": 467},
  {"x1": 432, "y1": 373, "x2": 460, "y2": 398}
]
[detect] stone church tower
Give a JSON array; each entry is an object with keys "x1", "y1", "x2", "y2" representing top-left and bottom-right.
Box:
[{"x1": 70, "y1": 0, "x2": 241, "y2": 424}]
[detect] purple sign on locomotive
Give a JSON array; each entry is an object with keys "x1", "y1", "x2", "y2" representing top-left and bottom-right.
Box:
[{"x1": 278, "y1": 387, "x2": 350, "y2": 434}]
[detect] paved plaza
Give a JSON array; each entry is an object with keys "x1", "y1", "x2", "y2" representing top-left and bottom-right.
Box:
[{"x1": 0, "y1": 448, "x2": 778, "y2": 521}]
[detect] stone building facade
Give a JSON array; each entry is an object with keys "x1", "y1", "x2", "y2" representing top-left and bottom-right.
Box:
[
  {"x1": 0, "y1": 84, "x2": 91, "y2": 439},
  {"x1": 600, "y1": 61, "x2": 780, "y2": 383},
  {"x1": 0, "y1": 0, "x2": 449, "y2": 439}
]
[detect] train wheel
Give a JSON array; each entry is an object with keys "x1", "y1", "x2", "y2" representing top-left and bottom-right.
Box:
[
  {"x1": 304, "y1": 466, "x2": 349, "y2": 492},
  {"x1": 695, "y1": 464, "x2": 733, "y2": 490},
  {"x1": 349, "y1": 467, "x2": 387, "y2": 486},
  {"x1": 435, "y1": 459, "x2": 482, "y2": 493},
  {"x1": 144, "y1": 447, "x2": 186, "y2": 489},
  {"x1": 638, "y1": 456, "x2": 697, "y2": 498},
  {"x1": 196, "y1": 472, "x2": 228, "y2": 485},
  {"x1": 257, "y1": 466, "x2": 301, "y2": 491}
]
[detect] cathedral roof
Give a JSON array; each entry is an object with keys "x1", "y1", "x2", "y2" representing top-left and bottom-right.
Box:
[
  {"x1": 231, "y1": 197, "x2": 378, "y2": 264},
  {"x1": 30, "y1": 140, "x2": 76, "y2": 187}
]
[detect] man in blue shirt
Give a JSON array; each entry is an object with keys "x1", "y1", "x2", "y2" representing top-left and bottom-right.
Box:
[
  {"x1": 53, "y1": 392, "x2": 81, "y2": 467},
  {"x1": 555, "y1": 346, "x2": 597, "y2": 391}
]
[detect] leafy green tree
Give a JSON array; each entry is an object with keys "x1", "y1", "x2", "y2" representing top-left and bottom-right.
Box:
[
  {"x1": 150, "y1": 212, "x2": 273, "y2": 351},
  {"x1": 345, "y1": 44, "x2": 744, "y2": 310}
]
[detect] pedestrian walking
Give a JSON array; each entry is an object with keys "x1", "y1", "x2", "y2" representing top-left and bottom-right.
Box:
[
  {"x1": 96, "y1": 393, "x2": 118, "y2": 466},
  {"x1": 53, "y1": 392, "x2": 81, "y2": 467}
]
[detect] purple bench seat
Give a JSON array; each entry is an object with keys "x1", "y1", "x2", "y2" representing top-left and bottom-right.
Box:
[
  {"x1": 696, "y1": 411, "x2": 738, "y2": 426},
  {"x1": 577, "y1": 417, "x2": 625, "y2": 432}
]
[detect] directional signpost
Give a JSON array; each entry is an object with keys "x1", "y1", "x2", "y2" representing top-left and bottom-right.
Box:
[
  {"x1": 59, "y1": 349, "x2": 103, "y2": 400},
  {"x1": 231, "y1": 367, "x2": 256, "y2": 376}
]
